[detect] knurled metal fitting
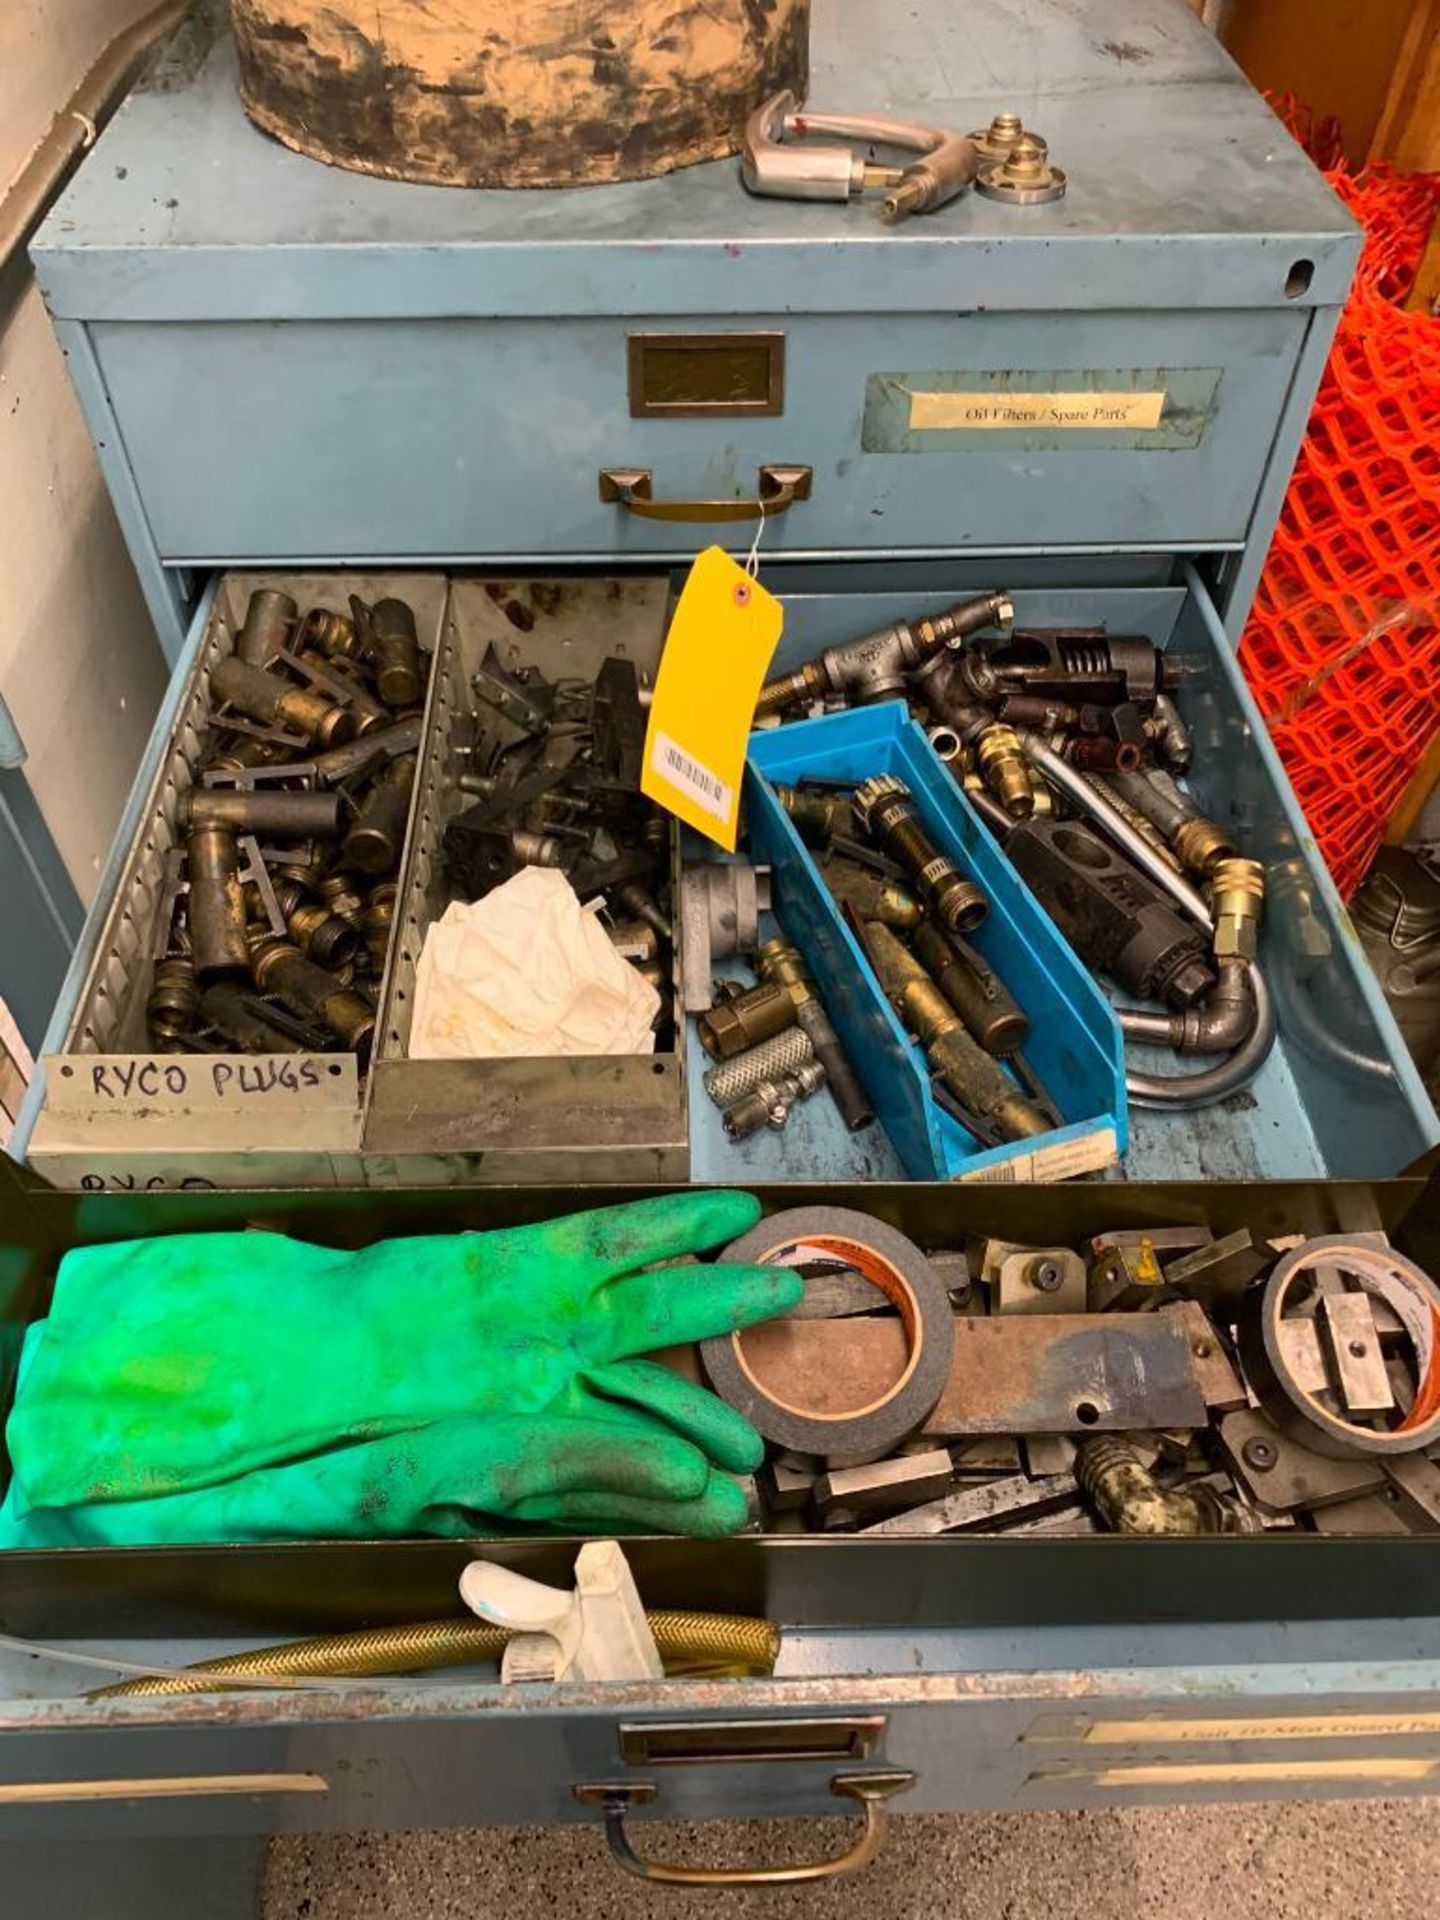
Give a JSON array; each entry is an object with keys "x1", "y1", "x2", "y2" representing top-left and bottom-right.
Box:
[
  {"x1": 968, "y1": 112, "x2": 1033, "y2": 162},
  {"x1": 976, "y1": 724, "x2": 1036, "y2": 818},
  {"x1": 1210, "y1": 857, "x2": 1266, "y2": 962},
  {"x1": 975, "y1": 133, "x2": 1067, "y2": 205},
  {"x1": 855, "y1": 776, "x2": 989, "y2": 931},
  {"x1": 1173, "y1": 814, "x2": 1238, "y2": 878},
  {"x1": 147, "y1": 954, "x2": 199, "y2": 1043},
  {"x1": 704, "y1": 1027, "x2": 817, "y2": 1107}
]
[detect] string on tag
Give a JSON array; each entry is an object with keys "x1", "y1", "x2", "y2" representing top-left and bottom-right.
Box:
[{"x1": 744, "y1": 496, "x2": 767, "y2": 578}]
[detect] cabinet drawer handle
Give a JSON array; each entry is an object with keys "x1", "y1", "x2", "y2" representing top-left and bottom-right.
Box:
[
  {"x1": 573, "y1": 1769, "x2": 914, "y2": 1886},
  {"x1": 598, "y1": 465, "x2": 813, "y2": 523}
]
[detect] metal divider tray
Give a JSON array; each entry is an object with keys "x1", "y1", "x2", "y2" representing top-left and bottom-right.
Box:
[
  {"x1": 24, "y1": 571, "x2": 446, "y2": 1190},
  {"x1": 364, "y1": 575, "x2": 689, "y2": 1185}
]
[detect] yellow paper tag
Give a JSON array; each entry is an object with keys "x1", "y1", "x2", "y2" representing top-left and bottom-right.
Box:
[{"x1": 641, "y1": 547, "x2": 783, "y2": 851}]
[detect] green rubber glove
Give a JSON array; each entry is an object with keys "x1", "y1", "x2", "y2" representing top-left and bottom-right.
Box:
[{"x1": 0, "y1": 1191, "x2": 797, "y2": 1544}]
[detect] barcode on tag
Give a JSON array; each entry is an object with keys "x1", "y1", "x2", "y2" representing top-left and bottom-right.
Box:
[{"x1": 650, "y1": 730, "x2": 733, "y2": 823}]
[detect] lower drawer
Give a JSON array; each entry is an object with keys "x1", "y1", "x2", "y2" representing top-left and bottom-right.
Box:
[{"x1": 1, "y1": 1169, "x2": 1439, "y2": 1843}]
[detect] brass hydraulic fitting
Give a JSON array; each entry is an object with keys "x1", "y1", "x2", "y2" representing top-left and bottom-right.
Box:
[
  {"x1": 301, "y1": 606, "x2": 358, "y2": 657},
  {"x1": 975, "y1": 724, "x2": 1036, "y2": 819},
  {"x1": 967, "y1": 110, "x2": 1028, "y2": 162},
  {"x1": 370, "y1": 598, "x2": 425, "y2": 708},
  {"x1": 1210, "y1": 857, "x2": 1266, "y2": 963},
  {"x1": 976, "y1": 132, "x2": 1067, "y2": 205},
  {"x1": 774, "y1": 784, "x2": 856, "y2": 847},
  {"x1": 211, "y1": 733, "x2": 288, "y2": 774},
  {"x1": 818, "y1": 854, "x2": 923, "y2": 930},
  {"x1": 316, "y1": 873, "x2": 367, "y2": 928},
  {"x1": 606, "y1": 919, "x2": 661, "y2": 964},
  {"x1": 187, "y1": 825, "x2": 250, "y2": 978},
  {"x1": 235, "y1": 588, "x2": 298, "y2": 669},
  {"x1": 362, "y1": 882, "x2": 397, "y2": 967},
  {"x1": 210, "y1": 655, "x2": 357, "y2": 750},
  {"x1": 855, "y1": 774, "x2": 989, "y2": 932},
  {"x1": 147, "y1": 954, "x2": 199, "y2": 1044},
  {"x1": 755, "y1": 936, "x2": 875, "y2": 1130},
  {"x1": 863, "y1": 923, "x2": 1048, "y2": 1141},
  {"x1": 697, "y1": 980, "x2": 797, "y2": 1060},
  {"x1": 178, "y1": 788, "x2": 343, "y2": 839},
  {"x1": 246, "y1": 876, "x2": 362, "y2": 971},
  {"x1": 755, "y1": 592, "x2": 1013, "y2": 718},
  {"x1": 1173, "y1": 814, "x2": 1238, "y2": 878},
  {"x1": 912, "y1": 920, "x2": 1029, "y2": 1056},
  {"x1": 342, "y1": 755, "x2": 416, "y2": 875},
  {"x1": 250, "y1": 937, "x2": 377, "y2": 1063}
]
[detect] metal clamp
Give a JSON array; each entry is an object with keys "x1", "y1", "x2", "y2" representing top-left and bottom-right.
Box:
[
  {"x1": 574, "y1": 1771, "x2": 914, "y2": 1886},
  {"x1": 598, "y1": 465, "x2": 812, "y2": 523},
  {"x1": 741, "y1": 89, "x2": 979, "y2": 221}
]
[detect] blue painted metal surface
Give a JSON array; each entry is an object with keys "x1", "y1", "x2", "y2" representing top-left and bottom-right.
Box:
[
  {"x1": 48, "y1": 321, "x2": 193, "y2": 664},
  {"x1": 84, "y1": 309, "x2": 1311, "y2": 565},
  {"x1": 33, "y1": 2, "x2": 1357, "y2": 323},
  {"x1": 0, "y1": 775, "x2": 82, "y2": 1055},
  {"x1": 747, "y1": 705, "x2": 1126, "y2": 1180}
]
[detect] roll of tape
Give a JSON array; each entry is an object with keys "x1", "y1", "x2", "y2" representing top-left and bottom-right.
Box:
[{"x1": 700, "y1": 1208, "x2": 956, "y2": 1466}]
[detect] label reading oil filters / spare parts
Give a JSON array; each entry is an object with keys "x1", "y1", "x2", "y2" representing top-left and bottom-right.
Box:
[{"x1": 861, "y1": 368, "x2": 1223, "y2": 453}]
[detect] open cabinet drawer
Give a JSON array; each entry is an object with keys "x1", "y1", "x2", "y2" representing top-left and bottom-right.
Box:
[
  {"x1": 2, "y1": 1170, "x2": 1440, "y2": 1849},
  {"x1": 13, "y1": 561, "x2": 1439, "y2": 1189}
]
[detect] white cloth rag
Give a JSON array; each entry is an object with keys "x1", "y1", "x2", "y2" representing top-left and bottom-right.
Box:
[{"x1": 410, "y1": 866, "x2": 660, "y2": 1059}]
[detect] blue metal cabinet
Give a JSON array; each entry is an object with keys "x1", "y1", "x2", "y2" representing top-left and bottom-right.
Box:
[
  {"x1": 9, "y1": 0, "x2": 1440, "y2": 1890},
  {"x1": 32, "y1": 0, "x2": 1357, "y2": 660}
]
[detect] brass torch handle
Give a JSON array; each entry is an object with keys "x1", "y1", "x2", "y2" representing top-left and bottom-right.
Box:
[
  {"x1": 574, "y1": 1771, "x2": 914, "y2": 1886},
  {"x1": 598, "y1": 464, "x2": 812, "y2": 523}
]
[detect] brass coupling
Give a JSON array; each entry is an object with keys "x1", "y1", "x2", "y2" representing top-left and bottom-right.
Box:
[
  {"x1": 697, "y1": 980, "x2": 797, "y2": 1060},
  {"x1": 251, "y1": 938, "x2": 376, "y2": 1063},
  {"x1": 1173, "y1": 813, "x2": 1238, "y2": 878},
  {"x1": 210, "y1": 655, "x2": 357, "y2": 751},
  {"x1": 775, "y1": 783, "x2": 855, "y2": 845},
  {"x1": 1210, "y1": 857, "x2": 1266, "y2": 963},
  {"x1": 864, "y1": 924, "x2": 1047, "y2": 1141},
  {"x1": 855, "y1": 774, "x2": 989, "y2": 932},
  {"x1": 975, "y1": 725, "x2": 1035, "y2": 819},
  {"x1": 147, "y1": 954, "x2": 200, "y2": 1044}
]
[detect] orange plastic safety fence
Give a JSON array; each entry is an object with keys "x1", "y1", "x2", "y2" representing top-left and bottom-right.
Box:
[{"x1": 1240, "y1": 101, "x2": 1440, "y2": 898}]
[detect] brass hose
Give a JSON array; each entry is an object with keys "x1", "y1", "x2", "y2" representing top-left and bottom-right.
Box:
[{"x1": 89, "y1": 1610, "x2": 780, "y2": 1699}]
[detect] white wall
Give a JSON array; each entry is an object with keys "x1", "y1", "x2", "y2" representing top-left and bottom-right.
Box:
[{"x1": 0, "y1": 0, "x2": 168, "y2": 902}]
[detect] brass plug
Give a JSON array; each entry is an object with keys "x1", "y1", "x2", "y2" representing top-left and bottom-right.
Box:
[
  {"x1": 864, "y1": 924, "x2": 1048, "y2": 1141},
  {"x1": 1210, "y1": 857, "x2": 1266, "y2": 963},
  {"x1": 147, "y1": 955, "x2": 199, "y2": 1044},
  {"x1": 975, "y1": 725, "x2": 1036, "y2": 819}
]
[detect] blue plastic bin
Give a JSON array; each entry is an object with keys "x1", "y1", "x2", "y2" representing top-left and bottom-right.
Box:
[{"x1": 745, "y1": 706, "x2": 1127, "y2": 1182}]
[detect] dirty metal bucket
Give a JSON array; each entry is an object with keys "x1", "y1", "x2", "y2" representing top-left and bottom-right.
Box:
[{"x1": 228, "y1": 0, "x2": 811, "y2": 188}]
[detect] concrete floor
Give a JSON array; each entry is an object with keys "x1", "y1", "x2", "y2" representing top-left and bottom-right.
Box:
[{"x1": 266, "y1": 1799, "x2": 1439, "y2": 1918}]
